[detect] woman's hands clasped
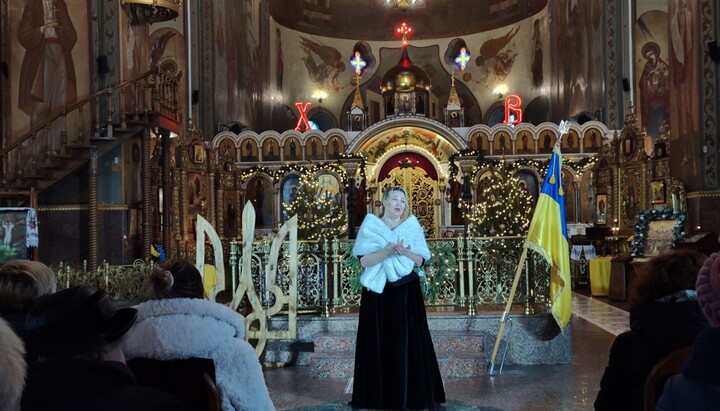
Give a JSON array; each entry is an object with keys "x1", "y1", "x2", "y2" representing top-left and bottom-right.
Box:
[{"x1": 387, "y1": 240, "x2": 411, "y2": 258}]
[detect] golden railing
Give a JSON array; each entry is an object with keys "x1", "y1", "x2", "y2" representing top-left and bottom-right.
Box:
[
  {"x1": 54, "y1": 236, "x2": 552, "y2": 315},
  {"x1": 55, "y1": 259, "x2": 152, "y2": 303},
  {"x1": 229, "y1": 236, "x2": 551, "y2": 316}
]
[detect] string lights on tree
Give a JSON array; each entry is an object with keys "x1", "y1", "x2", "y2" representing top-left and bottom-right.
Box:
[
  {"x1": 283, "y1": 173, "x2": 347, "y2": 241},
  {"x1": 462, "y1": 173, "x2": 533, "y2": 237}
]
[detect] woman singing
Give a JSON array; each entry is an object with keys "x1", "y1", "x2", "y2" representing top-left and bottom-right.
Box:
[{"x1": 350, "y1": 186, "x2": 445, "y2": 410}]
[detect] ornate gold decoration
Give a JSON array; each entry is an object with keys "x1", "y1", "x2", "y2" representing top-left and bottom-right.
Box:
[
  {"x1": 122, "y1": 0, "x2": 182, "y2": 23},
  {"x1": 56, "y1": 259, "x2": 154, "y2": 301},
  {"x1": 385, "y1": 0, "x2": 425, "y2": 12},
  {"x1": 220, "y1": 173, "x2": 235, "y2": 188}
]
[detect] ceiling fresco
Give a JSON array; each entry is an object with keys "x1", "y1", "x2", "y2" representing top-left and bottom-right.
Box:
[{"x1": 269, "y1": 0, "x2": 548, "y2": 41}]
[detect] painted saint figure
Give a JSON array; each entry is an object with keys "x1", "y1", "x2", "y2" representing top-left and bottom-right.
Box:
[
  {"x1": 2, "y1": 220, "x2": 15, "y2": 248},
  {"x1": 669, "y1": 0, "x2": 696, "y2": 168},
  {"x1": 639, "y1": 42, "x2": 670, "y2": 140},
  {"x1": 530, "y1": 19, "x2": 543, "y2": 87},
  {"x1": 289, "y1": 141, "x2": 297, "y2": 159},
  {"x1": 18, "y1": 0, "x2": 78, "y2": 154}
]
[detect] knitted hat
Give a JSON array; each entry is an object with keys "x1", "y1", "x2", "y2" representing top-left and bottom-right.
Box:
[{"x1": 696, "y1": 252, "x2": 720, "y2": 327}]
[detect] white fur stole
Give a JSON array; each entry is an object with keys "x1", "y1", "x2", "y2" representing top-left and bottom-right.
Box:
[{"x1": 352, "y1": 214, "x2": 431, "y2": 293}]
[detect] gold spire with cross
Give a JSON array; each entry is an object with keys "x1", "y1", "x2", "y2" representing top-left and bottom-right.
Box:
[
  {"x1": 351, "y1": 75, "x2": 364, "y2": 110},
  {"x1": 447, "y1": 71, "x2": 461, "y2": 108}
]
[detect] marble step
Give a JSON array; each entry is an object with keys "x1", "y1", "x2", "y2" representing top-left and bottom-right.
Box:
[
  {"x1": 310, "y1": 351, "x2": 487, "y2": 379},
  {"x1": 313, "y1": 332, "x2": 485, "y2": 354},
  {"x1": 310, "y1": 332, "x2": 487, "y2": 379},
  {"x1": 314, "y1": 333, "x2": 356, "y2": 353},
  {"x1": 310, "y1": 351, "x2": 355, "y2": 379}
]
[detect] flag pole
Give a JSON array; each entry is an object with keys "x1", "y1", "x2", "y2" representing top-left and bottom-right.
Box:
[
  {"x1": 488, "y1": 246, "x2": 528, "y2": 375},
  {"x1": 489, "y1": 120, "x2": 571, "y2": 375}
]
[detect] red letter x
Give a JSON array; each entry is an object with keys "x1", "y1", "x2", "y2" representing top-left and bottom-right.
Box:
[{"x1": 294, "y1": 102, "x2": 312, "y2": 132}]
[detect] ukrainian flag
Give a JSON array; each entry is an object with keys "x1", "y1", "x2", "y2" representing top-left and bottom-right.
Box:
[{"x1": 525, "y1": 143, "x2": 571, "y2": 331}]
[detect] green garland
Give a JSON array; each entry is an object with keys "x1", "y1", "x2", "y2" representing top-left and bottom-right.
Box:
[
  {"x1": 421, "y1": 242, "x2": 458, "y2": 303},
  {"x1": 630, "y1": 208, "x2": 687, "y2": 257},
  {"x1": 236, "y1": 155, "x2": 365, "y2": 184},
  {"x1": 0, "y1": 245, "x2": 17, "y2": 262},
  {"x1": 447, "y1": 153, "x2": 597, "y2": 183},
  {"x1": 347, "y1": 241, "x2": 458, "y2": 303}
]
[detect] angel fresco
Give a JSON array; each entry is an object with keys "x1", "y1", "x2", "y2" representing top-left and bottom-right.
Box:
[
  {"x1": 300, "y1": 36, "x2": 346, "y2": 91},
  {"x1": 475, "y1": 26, "x2": 520, "y2": 85}
]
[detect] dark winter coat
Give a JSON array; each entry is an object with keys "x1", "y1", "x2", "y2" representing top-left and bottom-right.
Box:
[
  {"x1": 594, "y1": 301, "x2": 708, "y2": 411},
  {"x1": 22, "y1": 358, "x2": 187, "y2": 411},
  {"x1": 656, "y1": 327, "x2": 720, "y2": 410}
]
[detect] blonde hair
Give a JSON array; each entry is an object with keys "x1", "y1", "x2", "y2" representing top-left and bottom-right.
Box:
[
  {"x1": 0, "y1": 260, "x2": 56, "y2": 312},
  {"x1": 380, "y1": 186, "x2": 409, "y2": 218}
]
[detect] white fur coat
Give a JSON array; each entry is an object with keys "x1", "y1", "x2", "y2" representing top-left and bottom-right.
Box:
[
  {"x1": 352, "y1": 214, "x2": 431, "y2": 293},
  {"x1": 122, "y1": 298, "x2": 275, "y2": 411}
]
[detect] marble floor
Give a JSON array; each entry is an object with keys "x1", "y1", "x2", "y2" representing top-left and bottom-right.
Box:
[{"x1": 264, "y1": 292, "x2": 626, "y2": 411}]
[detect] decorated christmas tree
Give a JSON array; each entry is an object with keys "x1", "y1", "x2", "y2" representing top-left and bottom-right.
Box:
[
  {"x1": 463, "y1": 175, "x2": 533, "y2": 237},
  {"x1": 283, "y1": 173, "x2": 347, "y2": 240}
]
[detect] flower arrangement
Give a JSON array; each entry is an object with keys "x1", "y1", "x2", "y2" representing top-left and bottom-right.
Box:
[{"x1": 629, "y1": 208, "x2": 687, "y2": 257}]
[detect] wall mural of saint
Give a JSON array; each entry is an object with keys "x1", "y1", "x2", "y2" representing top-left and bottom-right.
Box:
[
  {"x1": 668, "y1": 0, "x2": 697, "y2": 171},
  {"x1": 15, "y1": 0, "x2": 86, "y2": 153},
  {"x1": 550, "y1": 1, "x2": 604, "y2": 121}
]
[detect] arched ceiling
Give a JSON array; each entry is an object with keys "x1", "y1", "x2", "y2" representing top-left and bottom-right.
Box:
[
  {"x1": 359, "y1": 126, "x2": 456, "y2": 163},
  {"x1": 269, "y1": 0, "x2": 548, "y2": 41}
]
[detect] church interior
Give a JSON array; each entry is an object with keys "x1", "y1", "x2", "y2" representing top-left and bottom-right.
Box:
[{"x1": 2, "y1": 0, "x2": 720, "y2": 409}]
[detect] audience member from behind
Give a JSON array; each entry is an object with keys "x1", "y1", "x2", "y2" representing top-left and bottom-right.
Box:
[
  {"x1": 0, "y1": 316, "x2": 26, "y2": 411},
  {"x1": 657, "y1": 252, "x2": 720, "y2": 410},
  {"x1": 0, "y1": 260, "x2": 56, "y2": 337},
  {"x1": 21, "y1": 286, "x2": 187, "y2": 411},
  {"x1": 594, "y1": 249, "x2": 709, "y2": 411},
  {"x1": 122, "y1": 259, "x2": 275, "y2": 411}
]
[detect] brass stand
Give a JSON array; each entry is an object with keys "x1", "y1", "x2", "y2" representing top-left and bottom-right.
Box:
[
  {"x1": 466, "y1": 295, "x2": 476, "y2": 315},
  {"x1": 321, "y1": 298, "x2": 331, "y2": 317}
]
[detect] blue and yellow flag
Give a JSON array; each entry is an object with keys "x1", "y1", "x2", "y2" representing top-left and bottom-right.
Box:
[{"x1": 525, "y1": 143, "x2": 571, "y2": 331}]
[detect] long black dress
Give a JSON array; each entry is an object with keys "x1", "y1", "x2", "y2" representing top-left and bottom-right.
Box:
[{"x1": 351, "y1": 272, "x2": 446, "y2": 410}]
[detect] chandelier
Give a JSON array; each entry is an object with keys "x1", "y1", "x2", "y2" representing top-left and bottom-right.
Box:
[
  {"x1": 122, "y1": 0, "x2": 182, "y2": 23},
  {"x1": 385, "y1": 0, "x2": 425, "y2": 12}
]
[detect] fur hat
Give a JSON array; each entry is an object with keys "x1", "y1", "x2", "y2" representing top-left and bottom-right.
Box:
[
  {"x1": 24, "y1": 286, "x2": 137, "y2": 359},
  {"x1": 696, "y1": 252, "x2": 720, "y2": 327}
]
